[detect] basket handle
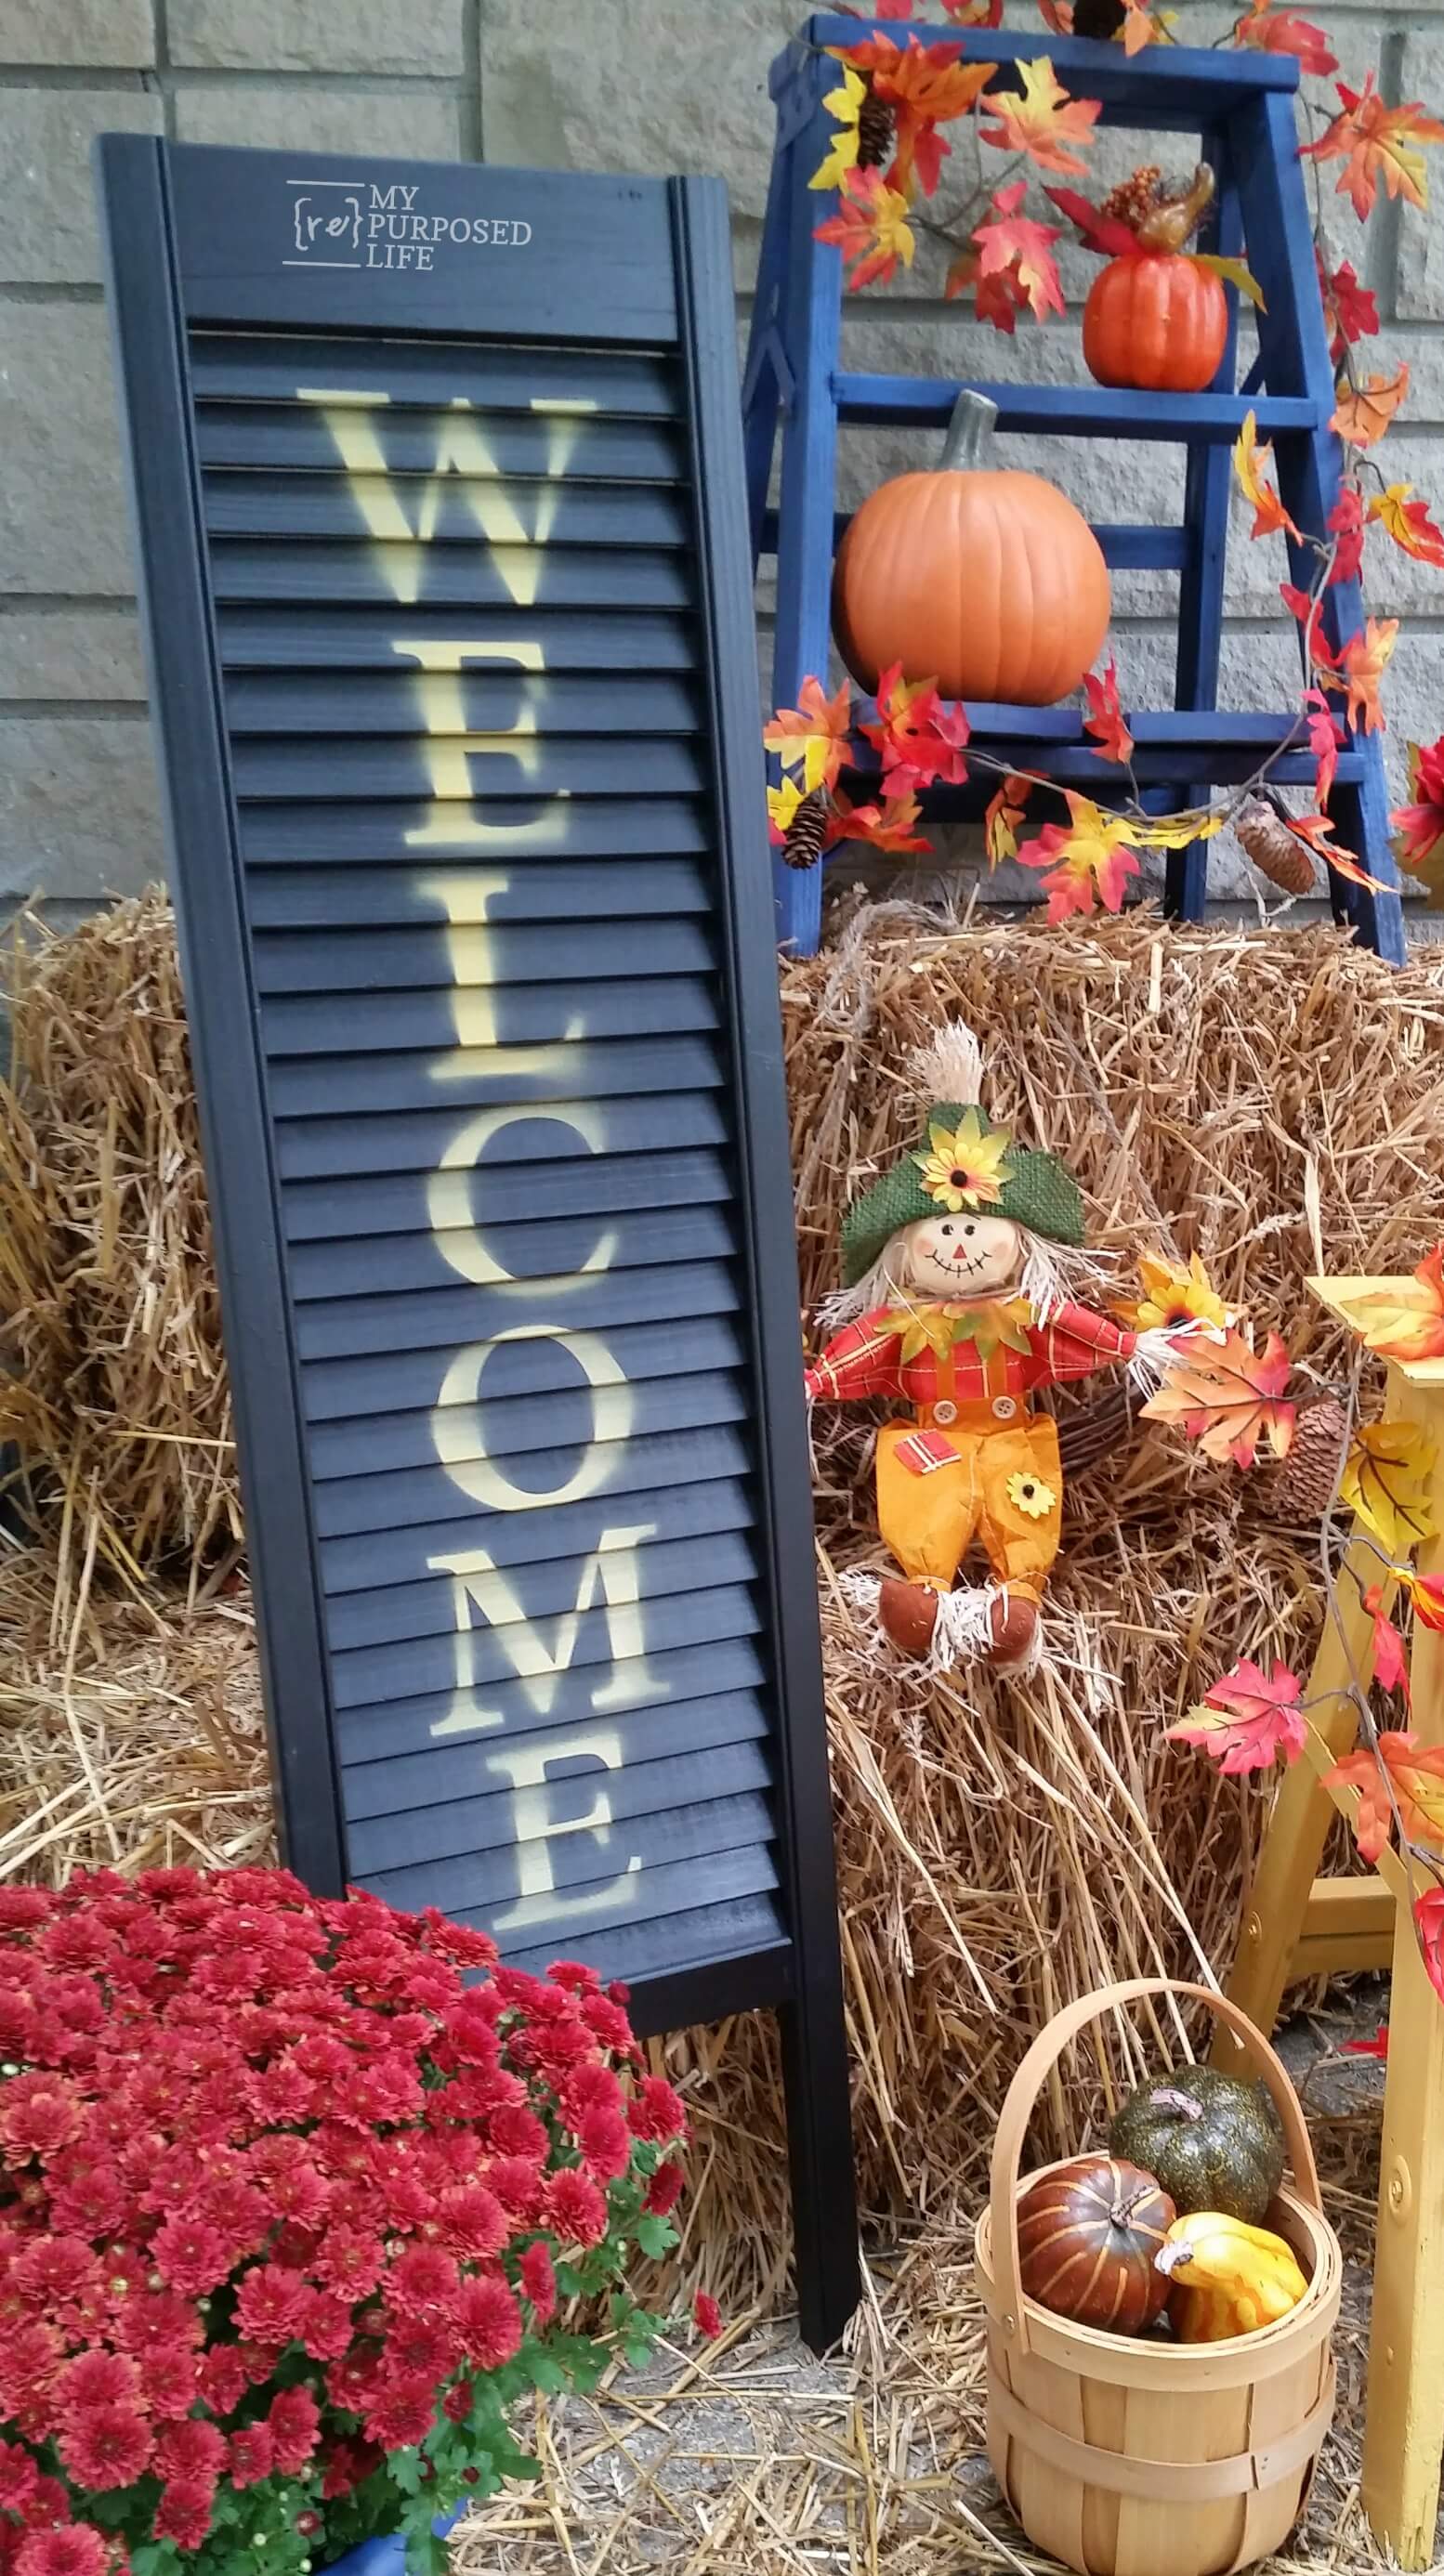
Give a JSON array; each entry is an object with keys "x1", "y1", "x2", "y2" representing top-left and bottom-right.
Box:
[{"x1": 990, "y1": 1978, "x2": 1321, "y2": 2359}]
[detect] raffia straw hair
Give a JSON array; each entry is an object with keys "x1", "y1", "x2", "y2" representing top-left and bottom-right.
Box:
[{"x1": 912, "y1": 1015, "x2": 986, "y2": 1109}]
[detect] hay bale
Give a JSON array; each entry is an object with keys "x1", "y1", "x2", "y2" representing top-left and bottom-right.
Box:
[
  {"x1": 0, "y1": 893, "x2": 240, "y2": 1582},
  {"x1": 5, "y1": 894, "x2": 1441, "y2": 2313}
]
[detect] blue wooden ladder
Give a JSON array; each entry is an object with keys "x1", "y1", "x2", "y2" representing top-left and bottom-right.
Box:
[{"x1": 743, "y1": 14, "x2": 1406, "y2": 961}]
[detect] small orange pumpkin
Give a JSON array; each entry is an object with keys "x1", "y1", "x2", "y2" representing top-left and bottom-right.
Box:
[
  {"x1": 1016, "y1": 2154, "x2": 1176, "y2": 2335},
  {"x1": 1083, "y1": 163, "x2": 1228, "y2": 394},
  {"x1": 1083, "y1": 255, "x2": 1227, "y2": 393},
  {"x1": 832, "y1": 391, "x2": 1110, "y2": 707}
]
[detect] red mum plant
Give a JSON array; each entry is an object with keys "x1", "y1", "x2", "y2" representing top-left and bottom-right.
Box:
[{"x1": 0, "y1": 1871, "x2": 694, "y2": 2576}]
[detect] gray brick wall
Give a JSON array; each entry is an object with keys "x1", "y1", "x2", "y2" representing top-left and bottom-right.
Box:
[{"x1": 1, "y1": 0, "x2": 1439, "y2": 929}]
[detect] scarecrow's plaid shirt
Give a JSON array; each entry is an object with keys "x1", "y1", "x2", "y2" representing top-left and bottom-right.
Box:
[{"x1": 805, "y1": 1300, "x2": 1136, "y2": 1412}]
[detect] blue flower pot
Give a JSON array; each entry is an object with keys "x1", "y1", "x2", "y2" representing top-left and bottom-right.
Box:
[{"x1": 322, "y1": 2507, "x2": 463, "y2": 2574}]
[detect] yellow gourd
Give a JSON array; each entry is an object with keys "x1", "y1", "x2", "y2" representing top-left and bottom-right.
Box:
[{"x1": 1159, "y1": 2210, "x2": 1308, "y2": 2343}]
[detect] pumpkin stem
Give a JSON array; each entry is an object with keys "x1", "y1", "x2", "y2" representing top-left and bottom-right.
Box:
[
  {"x1": 939, "y1": 389, "x2": 998, "y2": 474},
  {"x1": 1149, "y1": 2084, "x2": 1205, "y2": 2123}
]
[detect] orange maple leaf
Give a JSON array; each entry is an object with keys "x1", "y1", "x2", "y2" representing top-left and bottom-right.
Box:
[
  {"x1": 983, "y1": 774, "x2": 1031, "y2": 868},
  {"x1": 1016, "y1": 792, "x2": 1139, "y2": 923},
  {"x1": 762, "y1": 675, "x2": 853, "y2": 793},
  {"x1": 1417, "y1": 1886, "x2": 1444, "y2": 2008},
  {"x1": 971, "y1": 182, "x2": 1065, "y2": 323},
  {"x1": 1232, "y1": 409, "x2": 1302, "y2": 543},
  {"x1": 1332, "y1": 364, "x2": 1410, "y2": 450},
  {"x1": 829, "y1": 787, "x2": 932, "y2": 856},
  {"x1": 1082, "y1": 657, "x2": 1135, "y2": 765},
  {"x1": 873, "y1": 38, "x2": 999, "y2": 196},
  {"x1": 860, "y1": 663, "x2": 969, "y2": 794},
  {"x1": 1334, "y1": 1245, "x2": 1444, "y2": 1362},
  {"x1": 1326, "y1": 1731, "x2": 1444, "y2": 1865},
  {"x1": 1363, "y1": 1584, "x2": 1411, "y2": 1706},
  {"x1": 1329, "y1": 618, "x2": 1398, "y2": 735},
  {"x1": 1302, "y1": 72, "x2": 1444, "y2": 221},
  {"x1": 1140, "y1": 1327, "x2": 1296, "y2": 1471},
  {"x1": 979, "y1": 58, "x2": 1101, "y2": 177},
  {"x1": 1303, "y1": 686, "x2": 1341, "y2": 805},
  {"x1": 814, "y1": 167, "x2": 915, "y2": 291},
  {"x1": 1234, "y1": 0, "x2": 1337, "y2": 76},
  {"x1": 1371, "y1": 483, "x2": 1444, "y2": 570}
]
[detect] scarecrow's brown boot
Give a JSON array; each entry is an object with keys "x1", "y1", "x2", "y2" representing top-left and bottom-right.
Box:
[
  {"x1": 986, "y1": 1586, "x2": 1040, "y2": 1672},
  {"x1": 877, "y1": 1577, "x2": 940, "y2": 1658}
]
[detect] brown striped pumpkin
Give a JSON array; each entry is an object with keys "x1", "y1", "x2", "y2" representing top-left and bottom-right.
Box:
[{"x1": 1016, "y1": 2155, "x2": 1175, "y2": 2334}]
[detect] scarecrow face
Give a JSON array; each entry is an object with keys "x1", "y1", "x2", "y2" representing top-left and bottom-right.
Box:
[{"x1": 896, "y1": 1210, "x2": 1024, "y2": 1300}]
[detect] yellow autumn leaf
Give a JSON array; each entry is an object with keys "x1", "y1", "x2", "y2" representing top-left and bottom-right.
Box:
[
  {"x1": 810, "y1": 63, "x2": 866, "y2": 193},
  {"x1": 1128, "y1": 812, "x2": 1226, "y2": 851},
  {"x1": 1341, "y1": 1419, "x2": 1440, "y2": 1553}
]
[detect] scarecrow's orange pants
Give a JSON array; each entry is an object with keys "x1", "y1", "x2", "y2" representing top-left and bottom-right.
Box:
[{"x1": 875, "y1": 1407, "x2": 1063, "y2": 1599}]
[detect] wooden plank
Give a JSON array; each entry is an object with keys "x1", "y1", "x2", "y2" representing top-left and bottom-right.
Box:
[
  {"x1": 269, "y1": 1030, "x2": 723, "y2": 1116},
  {"x1": 196, "y1": 402, "x2": 688, "y2": 481},
  {"x1": 425, "y1": 1840, "x2": 783, "y2": 1963},
  {"x1": 329, "y1": 1578, "x2": 761, "y2": 1709},
  {"x1": 246, "y1": 858, "x2": 713, "y2": 927},
  {"x1": 759, "y1": 506, "x2": 1190, "y2": 573},
  {"x1": 833, "y1": 373, "x2": 1319, "y2": 438},
  {"x1": 274, "y1": 1087, "x2": 730, "y2": 1183},
  {"x1": 319, "y1": 1471, "x2": 755, "y2": 1601},
  {"x1": 505, "y1": 1890, "x2": 785, "y2": 1986},
  {"x1": 356, "y1": 1786, "x2": 774, "y2": 1916},
  {"x1": 282, "y1": 1144, "x2": 730, "y2": 1242},
  {"x1": 345, "y1": 1739, "x2": 776, "y2": 1875},
  {"x1": 292, "y1": 1254, "x2": 739, "y2": 1364},
  {"x1": 231, "y1": 732, "x2": 706, "y2": 804},
  {"x1": 263, "y1": 972, "x2": 718, "y2": 1057},
  {"x1": 341, "y1": 1688, "x2": 771, "y2": 1819},
  {"x1": 217, "y1": 603, "x2": 699, "y2": 673},
  {"x1": 307, "y1": 1364, "x2": 747, "y2": 1481},
  {"x1": 203, "y1": 470, "x2": 693, "y2": 550},
  {"x1": 207, "y1": 538, "x2": 695, "y2": 610},
  {"x1": 226, "y1": 670, "x2": 703, "y2": 738},
  {"x1": 188, "y1": 333, "x2": 682, "y2": 415},
  {"x1": 325, "y1": 1527, "x2": 758, "y2": 1653},
  {"x1": 313, "y1": 1425, "x2": 752, "y2": 1541},
  {"x1": 253, "y1": 917, "x2": 713, "y2": 990},
  {"x1": 333, "y1": 1633, "x2": 767, "y2": 1763},
  {"x1": 240, "y1": 800, "x2": 711, "y2": 865},
  {"x1": 302, "y1": 1310, "x2": 745, "y2": 1424},
  {"x1": 289, "y1": 1199, "x2": 735, "y2": 1301},
  {"x1": 804, "y1": 16, "x2": 1295, "y2": 116}
]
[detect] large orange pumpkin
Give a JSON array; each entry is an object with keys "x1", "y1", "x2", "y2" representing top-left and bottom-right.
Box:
[
  {"x1": 832, "y1": 391, "x2": 1110, "y2": 707},
  {"x1": 1083, "y1": 252, "x2": 1227, "y2": 393}
]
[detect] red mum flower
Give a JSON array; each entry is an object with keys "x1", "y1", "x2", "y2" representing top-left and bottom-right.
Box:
[
  {"x1": 151, "y1": 2212, "x2": 231, "y2": 2299},
  {"x1": 320, "y1": 2436, "x2": 380, "y2": 2500},
  {"x1": 0, "y1": 1888, "x2": 52, "y2": 1929},
  {"x1": 0, "y1": 2319, "x2": 62, "y2": 2424},
  {"x1": 137, "y1": 2345, "x2": 199, "y2": 2421},
  {"x1": 196, "y1": 2346, "x2": 251, "y2": 2419},
  {"x1": 562, "y1": 2061, "x2": 624, "y2": 2121},
  {"x1": 252, "y1": 2151, "x2": 330, "y2": 2229},
  {"x1": 579, "y1": 1994, "x2": 634, "y2": 2054},
  {"x1": 385, "y1": 2243, "x2": 459, "y2": 2321},
  {"x1": 454, "y1": 2273, "x2": 523, "y2": 2371},
  {"x1": 628, "y1": 2076, "x2": 687, "y2": 2144},
  {"x1": 644, "y1": 2159, "x2": 686, "y2": 2217},
  {"x1": 382, "y1": 2318, "x2": 460, "y2": 2382},
  {"x1": 299, "y1": 2290, "x2": 356, "y2": 2363},
  {"x1": 227, "y1": 2423, "x2": 274, "y2": 2489},
  {"x1": 155, "y1": 2419, "x2": 225, "y2": 2488},
  {"x1": 423, "y1": 1916, "x2": 497, "y2": 1968},
  {"x1": 487, "y1": 2155, "x2": 545, "y2": 2223},
  {"x1": 0, "y1": 2442, "x2": 39, "y2": 2514},
  {"x1": 578, "y1": 2107, "x2": 632, "y2": 2182},
  {"x1": 15, "y1": 2533, "x2": 110, "y2": 2576},
  {"x1": 486, "y1": 2104, "x2": 549, "y2": 2163},
  {"x1": 232, "y1": 2263, "x2": 309, "y2": 2344},
  {"x1": 312, "y1": 2228, "x2": 384, "y2": 2298},
  {"x1": 268, "y1": 2386, "x2": 326, "y2": 2478},
  {"x1": 58, "y1": 2402, "x2": 153, "y2": 2490},
  {"x1": 519, "y1": 2242, "x2": 557, "y2": 2327},
  {"x1": 442, "y1": 2376, "x2": 474, "y2": 2423},
  {"x1": 153, "y1": 2483, "x2": 216, "y2": 2550},
  {"x1": 112, "y1": 2290, "x2": 203, "y2": 2357},
  {"x1": 56, "y1": 2350, "x2": 140, "y2": 2413},
  {"x1": 692, "y1": 2290, "x2": 722, "y2": 2341},
  {"x1": 544, "y1": 2168, "x2": 608, "y2": 2250},
  {"x1": 0, "y1": 2073, "x2": 83, "y2": 2163},
  {"x1": 361, "y1": 2377, "x2": 437, "y2": 2453},
  {"x1": 13, "y1": 2237, "x2": 103, "y2": 2313},
  {"x1": 434, "y1": 2183, "x2": 508, "y2": 2262}
]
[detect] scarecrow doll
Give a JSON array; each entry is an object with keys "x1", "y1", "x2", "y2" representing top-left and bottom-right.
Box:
[{"x1": 805, "y1": 1026, "x2": 1196, "y2": 1673}]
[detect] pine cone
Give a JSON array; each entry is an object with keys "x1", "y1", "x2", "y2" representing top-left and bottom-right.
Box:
[
  {"x1": 1101, "y1": 163, "x2": 1163, "y2": 231},
  {"x1": 1236, "y1": 796, "x2": 1316, "y2": 897},
  {"x1": 1258, "y1": 1396, "x2": 1349, "y2": 1523},
  {"x1": 781, "y1": 787, "x2": 832, "y2": 871},
  {"x1": 856, "y1": 85, "x2": 896, "y2": 173}
]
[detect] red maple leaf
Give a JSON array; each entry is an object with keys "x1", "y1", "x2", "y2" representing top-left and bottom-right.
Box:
[
  {"x1": 1082, "y1": 656, "x2": 1135, "y2": 765},
  {"x1": 1303, "y1": 686, "x2": 1342, "y2": 806},
  {"x1": 859, "y1": 662, "x2": 969, "y2": 794},
  {"x1": 1168, "y1": 1657, "x2": 1306, "y2": 1774},
  {"x1": 1363, "y1": 1582, "x2": 1411, "y2": 1705},
  {"x1": 1318, "y1": 255, "x2": 1379, "y2": 363},
  {"x1": 1302, "y1": 73, "x2": 1444, "y2": 222},
  {"x1": 1140, "y1": 1326, "x2": 1296, "y2": 1470},
  {"x1": 1371, "y1": 483, "x2": 1444, "y2": 569},
  {"x1": 1393, "y1": 734, "x2": 1444, "y2": 882},
  {"x1": 941, "y1": 0, "x2": 1004, "y2": 20},
  {"x1": 971, "y1": 182, "x2": 1065, "y2": 323},
  {"x1": 1341, "y1": 2023, "x2": 1390, "y2": 2060},
  {"x1": 1044, "y1": 184, "x2": 1138, "y2": 258},
  {"x1": 1417, "y1": 1887, "x2": 1444, "y2": 2008},
  {"x1": 1234, "y1": 0, "x2": 1337, "y2": 76},
  {"x1": 829, "y1": 787, "x2": 932, "y2": 856},
  {"x1": 1327, "y1": 484, "x2": 1366, "y2": 585},
  {"x1": 813, "y1": 167, "x2": 915, "y2": 291}
]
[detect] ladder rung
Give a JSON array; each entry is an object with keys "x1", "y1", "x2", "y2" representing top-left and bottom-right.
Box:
[
  {"x1": 805, "y1": 19, "x2": 1299, "y2": 125},
  {"x1": 833, "y1": 374, "x2": 1321, "y2": 442},
  {"x1": 846, "y1": 708, "x2": 1364, "y2": 794},
  {"x1": 758, "y1": 511, "x2": 1188, "y2": 573}
]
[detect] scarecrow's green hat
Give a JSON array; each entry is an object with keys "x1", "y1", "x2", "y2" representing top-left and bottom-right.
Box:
[{"x1": 841, "y1": 1098, "x2": 1084, "y2": 1287}]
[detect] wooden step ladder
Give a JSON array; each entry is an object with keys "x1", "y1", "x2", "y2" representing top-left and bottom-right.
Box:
[{"x1": 742, "y1": 16, "x2": 1406, "y2": 962}]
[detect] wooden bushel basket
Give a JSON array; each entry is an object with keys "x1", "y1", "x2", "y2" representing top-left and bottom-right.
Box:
[{"x1": 974, "y1": 1980, "x2": 1342, "y2": 2576}]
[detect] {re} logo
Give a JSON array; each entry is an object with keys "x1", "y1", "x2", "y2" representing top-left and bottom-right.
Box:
[{"x1": 283, "y1": 177, "x2": 533, "y2": 272}]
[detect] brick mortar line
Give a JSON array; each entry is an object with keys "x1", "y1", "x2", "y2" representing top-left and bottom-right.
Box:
[
  {"x1": 1, "y1": 66, "x2": 474, "y2": 92},
  {"x1": 0, "y1": 702, "x2": 148, "y2": 720}
]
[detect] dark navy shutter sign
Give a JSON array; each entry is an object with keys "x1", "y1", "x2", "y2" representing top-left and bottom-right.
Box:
[{"x1": 97, "y1": 137, "x2": 858, "y2": 2347}]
